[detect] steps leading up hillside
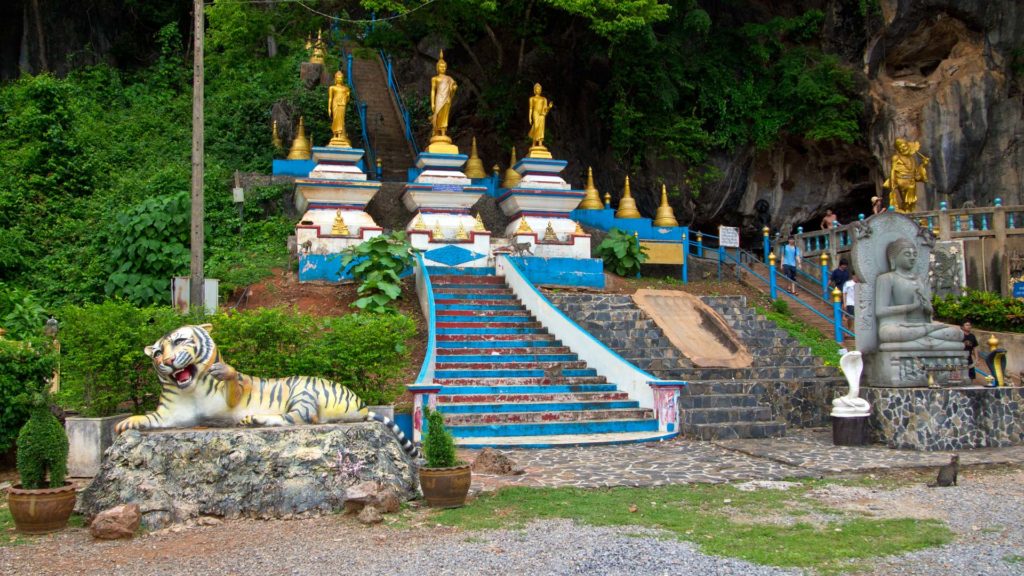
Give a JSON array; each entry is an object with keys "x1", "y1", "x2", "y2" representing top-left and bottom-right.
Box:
[
  {"x1": 349, "y1": 54, "x2": 414, "y2": 180},
  {"x1": 428, "y1": 267, "x2": 672, "y2": 448}
]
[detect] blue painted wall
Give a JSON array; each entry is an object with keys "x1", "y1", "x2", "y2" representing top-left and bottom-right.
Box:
[
  {"x1": 272, "y1": 159, "x2": 317, "y2": 177},
  {"x1": 509, "y1": 256, "x2": 604, "y2": 288},
  {"x1": 299, "y1": 254, "x2": 414, "y2": 283},
  {"x1": 571, "y1": 208, "x2": 687, "y2": 242}
]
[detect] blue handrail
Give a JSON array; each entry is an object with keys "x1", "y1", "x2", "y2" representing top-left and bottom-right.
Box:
[{"x1": 379, "y1": 49, "x2": 420, "y2": 156}]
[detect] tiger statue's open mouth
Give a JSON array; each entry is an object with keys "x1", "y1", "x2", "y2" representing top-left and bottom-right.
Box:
[{"x1": 171, "y1": 365, "x2": 197, "y2": 387}]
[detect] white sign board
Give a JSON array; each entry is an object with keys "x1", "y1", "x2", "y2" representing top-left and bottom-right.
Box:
[{"x1": 718, "y1": 226, "x2": 740, "y2": 248}]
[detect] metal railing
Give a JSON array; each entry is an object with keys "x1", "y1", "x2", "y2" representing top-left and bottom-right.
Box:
[
  {"x1": 338, "y1": 45, "x2": 376, "y2": 172},
  {"x1": 379, "y1": 49, "x2": 419, "y2": 157}
]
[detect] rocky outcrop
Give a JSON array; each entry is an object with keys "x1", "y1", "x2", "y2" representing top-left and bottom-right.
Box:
[{"x1": 77, "y1": 423, "x2": 418, "y2": 529}]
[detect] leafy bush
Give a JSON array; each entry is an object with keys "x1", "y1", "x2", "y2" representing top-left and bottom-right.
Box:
[
  {"x1": 596, "y1": 228, "x2": 648, "y2": 277},
  {"x1": 341, "y1": 231, "x2": 417, "y2": 313},
  {"x1": 0, "y1": 282, "x2": 47, "y2": 340},
  {"x1": 772, "y1": 298, "x2": 790, "y2": 315},
  {"x1": 933, "y1": 289, "x2": 1024, "y2": 333},
  {"x1": 0, "y1": 337, "x2": 56, "y2": 454},
  {"x1": 422, "y1": 408, "x2": 458, "y2": 468},
  {"x1": 16, "y1": 404, "x2": 68, "y2": 489},
  {"x1": 57, "y1": 301, "x2": 184, "y2": 417}
]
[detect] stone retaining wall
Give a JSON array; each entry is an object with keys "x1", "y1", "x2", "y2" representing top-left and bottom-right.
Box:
[
  {"x1": 866, "y1": 386, "x2": 1024, "y2": 450},
  {"x1": 761, "y1": 381, "x2": 840, "y2": 429}
]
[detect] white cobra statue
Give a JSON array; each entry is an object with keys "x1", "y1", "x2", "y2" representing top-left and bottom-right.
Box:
[{"x1": 831, "y1": 351, "x2": 871, "y2": 417}]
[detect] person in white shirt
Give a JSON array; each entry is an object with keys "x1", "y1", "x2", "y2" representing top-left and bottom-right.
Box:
[{"x1": 842, "y1": 272, "x2": 858, "y2": 330}]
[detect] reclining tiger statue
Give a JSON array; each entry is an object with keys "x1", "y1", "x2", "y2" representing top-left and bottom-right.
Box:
[{"x1": 115, "y1": 324, "x2": 419, "y2": 458}]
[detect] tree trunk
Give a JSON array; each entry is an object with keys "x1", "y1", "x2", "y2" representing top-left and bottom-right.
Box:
[{"x1": 30, "y1": 0, "x2": 47, "y2": 71}]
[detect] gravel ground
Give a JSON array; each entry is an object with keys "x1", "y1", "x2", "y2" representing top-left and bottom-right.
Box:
[{"x1": 2, "y1": 468, "x2": 1022, "y2": 576}]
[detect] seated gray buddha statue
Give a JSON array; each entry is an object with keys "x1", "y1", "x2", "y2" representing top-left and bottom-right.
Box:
[{"x1": 875, "y1": 237, "x2": 963, "y2": 351}]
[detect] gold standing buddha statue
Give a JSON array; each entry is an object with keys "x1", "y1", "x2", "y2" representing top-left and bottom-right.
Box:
[
  {"x1": 428, "y1": 50, "x2": 459, "y2": 154},
  {"x1": 327, "y1": 71, "x2": 351, "y2": 148},
  {"x1": 883, "y1": 138, "x2": 929, "y2": 213},
  {"x1": 527, "y1": 83, "x2": 554, "y2": 159}
]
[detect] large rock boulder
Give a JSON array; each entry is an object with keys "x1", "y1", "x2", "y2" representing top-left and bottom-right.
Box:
[{"x1": 77, "y1": 423, "x2": 417, "y2": 529}]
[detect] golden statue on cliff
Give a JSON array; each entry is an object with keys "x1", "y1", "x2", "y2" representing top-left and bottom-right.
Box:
[
  {"x1": 527, "y1": 83, "x2": 554, "y2": 159},
  {"x1": 428, "y1": 50, "x2": 458, "y2": 154},
  {"x1": 883, "y1": 138, "x2": 929, "y2": 213},
  {"x1": 327, "y1": 71, "x2": 351, "y2": 147}
]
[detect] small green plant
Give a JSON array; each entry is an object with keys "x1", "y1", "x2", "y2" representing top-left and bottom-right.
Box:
[
  {"x1": 9, "y1": 338, "x2": 66, "y2": 490},
  {"x1": 596, "y1": 228, "x2": 648, "y2": 277},
  {"x1": 340, "y1": 231, "x2": 417, "y2": 314},
  {"x1": 0, "y1": 338, "x2": 55, "y2": 454},
  {"x1": 756, "y1": 304, "x2": 842, "y2": 366},
  {"x1": 422, "y1": 409, "x2": 458, "y2": 468},
  {"x1": 772, "y1": 298, "x2": 790, "y2": 315}
]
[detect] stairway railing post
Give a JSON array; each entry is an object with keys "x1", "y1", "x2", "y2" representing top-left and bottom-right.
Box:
[
  {"x1": 762, "y1": 226, "x2": 770, "y2": 262},
  {"x1": 681, "y1": 231, "x2": 688, "y2": 284},
  {"x1": 717, "y1": 245, "x2": 724, "y2": 281},
  {"x1": 832, "y1": 287, "x2": 843, "y2": 344},
  {"x1": 820, "y1": 252, "x2": 830, "y2": 301},
  {"x1": 768, "y1": 252, "x2": 777, "y2": 300}
]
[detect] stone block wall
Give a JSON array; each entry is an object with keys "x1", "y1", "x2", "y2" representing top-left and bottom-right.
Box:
[{"x1": 866, "y1": 386, "x2": 1024, "y2": 450}]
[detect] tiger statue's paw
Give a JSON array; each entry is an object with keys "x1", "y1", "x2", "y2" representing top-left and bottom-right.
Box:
[
  {"x1": 238, "y1": 415, "x2": 265, "y2": 427},
  {"x1": 208, "y1": 362, "x2": 234, "y2": 381},
  {"x1": 115, "y1": 415, "x2": 149, "y2": 433}
]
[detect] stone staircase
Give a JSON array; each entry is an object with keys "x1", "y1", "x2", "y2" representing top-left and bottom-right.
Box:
[
  {"x1": 428, "y1": 267, "x2": 669, "y2": 447},
  {"x1": 547, "y1": 292, "x2": 844, "y2": 440},
  {"x1": 349, "y1": 53, "x2": 414, "y2": 180}
]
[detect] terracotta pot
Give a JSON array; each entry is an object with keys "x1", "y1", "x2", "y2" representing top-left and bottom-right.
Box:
[
  {"x1": 7, "y1": 482, "x2": 77, "y2": 534},
  {"x1": 418, "y1": 464, "x2": 471, "y2": 508}
]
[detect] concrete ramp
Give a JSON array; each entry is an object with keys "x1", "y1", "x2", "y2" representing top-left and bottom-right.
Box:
[{"x1": 632, "y1": 289, "x2": 752, "y2": 368}]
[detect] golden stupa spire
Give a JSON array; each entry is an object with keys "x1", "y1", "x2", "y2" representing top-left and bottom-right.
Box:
[
  {"x1": 310, "y1": 30, "x2": 326, "y2": 65},
  {"x1": 615, "y1": 176, "x2": 642, "y2": 219},
  {"x1": 271, "y1": 120, "x2": 283, "y2": 150},
  {"x1": 465, "y1": 136, "x2": 487, "y2": 179},
  {"x1": 412, "y1": 214, "x2": 427, "y2": 231},
  {"x1": 574, "y1": 221, "x2": 585, "y2": 235},
  {"x1": 652, "y1": 184, "x2": 679, "y2": 227},
  {"x1": 543, "y1": 221, "x2": 558, "y2": 242},
  {"x1": 474, "y1": 212, "x2": 487, "y2": 232},
  {"x1": 287, "y1": 116, "x2": 312, "y2": 160},
  {"x1": 502, "y1": 147, "x2": 522, "y2": 189},
  {"x1": 331, "y1": 210, "x2": 349, "y2": 235},
  {"x1": 578, "y1": 166, "x2": 603, "y2": 210},
  {"x1": 516, "y1": 216, "x2": 533, "y2": 234}
]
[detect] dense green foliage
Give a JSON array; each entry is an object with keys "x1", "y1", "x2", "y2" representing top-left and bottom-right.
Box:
[
  {"x1": 934, "y1": 290, "x2": 1024, "y2": 333},
  {"x1": 0, "y1": 283, "x2": 48, "y2": 341},
  {"x1": 0, "y1": 338, "x2": 56, "y2": 454},
  {"x1": 422, "y1": 408, "x2": 458, "y2": 468},
  {"x1": 596, "y1": 228, "x2": 648, "y2": 277},
  {"x1": 56, "y1": 302, "x2": 417, "y2": 416},
  {"x1": 341, "y1": 231, "x2": 417, "y2": 313},
  {"x1": 16, "y1": 405, "x2": 69, "y2": 489}
]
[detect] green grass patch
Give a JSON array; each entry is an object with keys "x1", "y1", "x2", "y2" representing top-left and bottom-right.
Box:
[
  {"x1": 432, "y1": 482, "x2": 953, "y2": 573},
  {"x1": 755, "y1": 304, "x2": 842, "y2": 366}
]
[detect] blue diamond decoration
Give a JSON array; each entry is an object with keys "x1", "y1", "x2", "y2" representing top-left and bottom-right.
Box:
[{"x1": 424, "y1": 245, "x2": 486, "y2": 267}]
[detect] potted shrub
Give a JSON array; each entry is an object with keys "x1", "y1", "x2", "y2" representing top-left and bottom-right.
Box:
[
  {"x1": 418, "y1": 409, "x2": 471, "y2": 508},
  {"x1": 3, "y1": 339, "x2": 76, "y2": 534}
]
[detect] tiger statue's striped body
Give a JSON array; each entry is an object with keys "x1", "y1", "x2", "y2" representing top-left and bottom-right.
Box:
[{"x1": 115, "y1": 324, "x2": 418, "y2": 458}]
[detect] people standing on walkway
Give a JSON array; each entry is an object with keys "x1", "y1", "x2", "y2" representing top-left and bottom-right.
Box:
[
  {"x1": 871, "y1": 195, "x2": 885, "y2": 214},
  {"x1": 843, "y1": 272, "x2": 858, "y2": 330},
  {"x1": 821, "y1": 209, "x2": 839, "y2": 230},
  {"x1": 962, "y1": 321, "x2": 978, "y2": 381},
  {"x1": 782, "y1": 237, "x2": 801, "y2": 294},
  {"x1": 830, "y1": 258, "x2": 851, "y2": 293}
]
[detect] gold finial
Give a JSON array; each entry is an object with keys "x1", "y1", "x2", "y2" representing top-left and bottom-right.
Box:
[
  {"x1": 516, "y1": 217, "x2": 533, "y2": 234},
  {"x1": 832, "y1": 286, "x2": 842, "y2": 303},
  {"x1": 438, "y1": 49, "x2": 445, "y2": 66},
  {"x1": 543, "y1": 221, "x2": 558, "y2": 242},
  {"x1": 310, "y1": 29, "x2": 325, "y2": 65},
  {"x1": 473, "y1": 212, "x2": 487, "y2": 232},
  {"x1": 604, "y1": 191, "x2": 611, "y2": 208},
  {"x1": 988, "y1": 334, "x2": 1000, "y2": 352},
  {"x1": 413, "y1": 214, "x2": 427, "y2": 231},
  {"x1": 697, "y1": 232, "x2": 703, "y2": 242},
  {"x1": 820, "y1": 252, "x2": 829, "y2": 266},
  {"x1": 455, "y1": 221, "x2": 469, "y2": 240},
  {"x1": 492, "y1": 164, "x2": 501, "y2": 177},
  {"x1": 652, "y1": 183, "x2": 679, "y2": 227},
  {"x1": 287, "y1": 116, "x2": 312, "y2": 160},
  {"x1": 578, "y1": 166, "x2": 603, "y2": 210},
  {"x1": 331, "y1": 210, "x2": 349, "y2": 235},
  {"x1": 768, "y1": 251, "x2": 776, "y2": 267},
  {"x1": 762, "y1": 226, "x2": 770, "y2": 237},
  {"x1": 574, "y1": 221, "x2": 585, "y2": 235},
  {"x1": 432, "y1": 219, "x2": 444, "y2": 239},
  {"x1": 272, "y1": 120, "x2": 283, "y2": 150},
  {"x1": 615, "y1": 176, "x2": 642, "y2": 219},
  {"x1": 464, "y1": 136, "x2": 487, "y2": 179},
  {"x1": 502, "y1": 147, "x2": 521, "y2": 188}
]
